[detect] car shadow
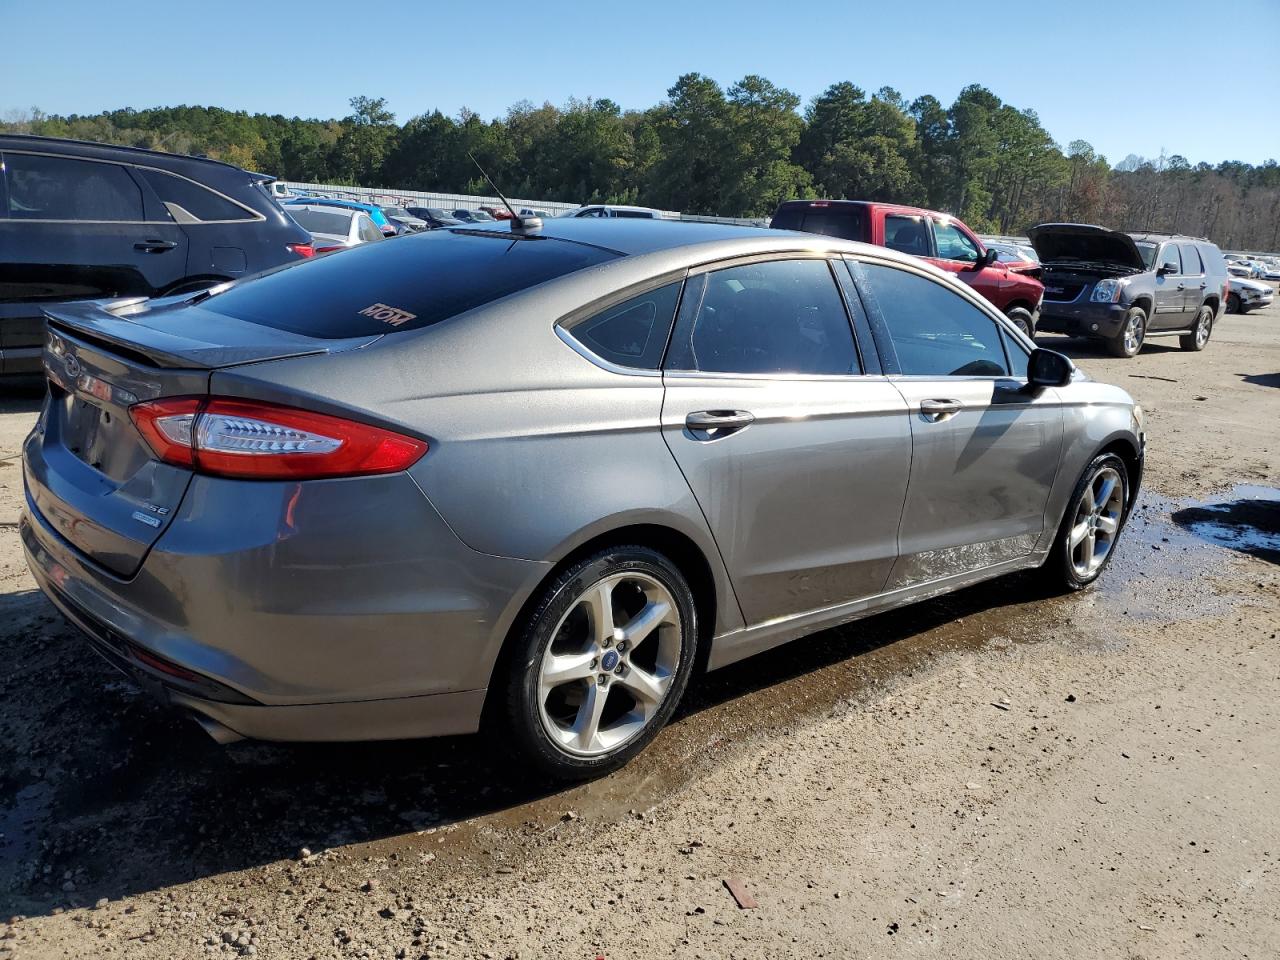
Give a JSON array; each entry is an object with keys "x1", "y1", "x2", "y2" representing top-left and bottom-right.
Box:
[
  {"x1": 0, "y1": 564, "x2": 1060, "y2": 918},
  {"x1": 1032, "y1": 334, "x2": 1182, "y2": 359},
  {"x1": 1241, "y1": 371, "x2": 1280, "y2": 389}
]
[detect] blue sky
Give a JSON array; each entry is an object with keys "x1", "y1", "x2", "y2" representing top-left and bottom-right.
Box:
[{"x1": 4, "y1": 0, "x2": 1278, "y2": 166}]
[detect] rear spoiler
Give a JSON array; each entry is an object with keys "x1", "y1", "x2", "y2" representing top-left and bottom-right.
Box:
[{"x1": 42, "y1": 299, "x2": 371, "y2": 370}]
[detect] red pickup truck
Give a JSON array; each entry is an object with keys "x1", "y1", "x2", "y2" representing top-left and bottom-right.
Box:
[{"x1": 770, "y1": 200, "x2": 1044, "y2": 336}]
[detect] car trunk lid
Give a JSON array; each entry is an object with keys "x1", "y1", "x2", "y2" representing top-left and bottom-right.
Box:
[
  {"x1": 1026, "y1": 223, "x2": 1146, "y2": 272},
  {"x1": 27, "y1": 298, "x2": 379, "y2": 577}
]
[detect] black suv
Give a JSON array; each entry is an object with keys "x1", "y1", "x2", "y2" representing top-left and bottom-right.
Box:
[
  {"x1": 1028, "y1": 224, "x2": 1228, "y2": 358},
  {"x1": 0, "y1": 135, "x2": 313, "y2": 375}
]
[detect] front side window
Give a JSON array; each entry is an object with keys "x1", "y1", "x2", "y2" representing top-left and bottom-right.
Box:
[
  {"x1": 666, "y1": 259, "x2": 859, "y2": 376},
  {"x1": 1159, "y1": 244, "x2": 1182, "y2": 274},
  {"x1": 853, "y1": 262, "x2": 1009, "y2": 377},
  {"x1": 883, "y1": 215, "x2": 929, "y2": 256},
  {"x1": 932, "y1": 219, "x2": 981, "y2": 263},
  {"x1": 565, "y1": 281, "x2": 682, "y2": 369},
  {"x1": 4, "y1": 152, "x2": 144, "y2": 221},
  {"x1": 140, "y1": 169, "x2": 251, "y2": 222}
]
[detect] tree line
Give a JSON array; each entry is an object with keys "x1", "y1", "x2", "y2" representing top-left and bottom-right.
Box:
[{"x1": 5, "y1": 75, "x2": 1278, "y2": 250}]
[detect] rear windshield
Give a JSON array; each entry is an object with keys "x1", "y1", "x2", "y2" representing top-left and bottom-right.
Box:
[
  {"x1": 289, "y1": 207, "x2": 352, "y2": 234},
  {"x1": 203, "y1": 229, "x2": 621, "y2": 338},
  {"x1": 770, "y1": 204, "x2": 868, "y2": 242}
]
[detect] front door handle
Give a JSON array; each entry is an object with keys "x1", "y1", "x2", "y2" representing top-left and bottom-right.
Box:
[
  {"x1": 686, "y1": 410, "x2": 754, "y2": 440},
  {"x1": 920, "y1": 398, "x2": 963, "y2": 421},
  {"x1": 1176, "y1": 283, "x2": 1186, "y2": 291},
  {"x1": 134, "y1": 239, "x2": 178, "y2": 253}
]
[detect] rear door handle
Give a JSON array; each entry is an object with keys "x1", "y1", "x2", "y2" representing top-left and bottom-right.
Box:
[
  {"x1": 686, "y1": 410, "x2": 754, "y2": 440},
  {"x1": 920, "y1": 399, "x2": 963, "y2": 421},
  {"x1": 1176, "y1": 284, "x2": 1186, "y2": 291},
  {"x1": 134, "y1": 239, "x2": 178, "y2": 253}
]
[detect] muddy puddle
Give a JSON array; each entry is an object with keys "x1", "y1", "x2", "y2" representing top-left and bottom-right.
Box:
[{"x1": 1, "y1": 484, "x2": 1275, "y2": 916}]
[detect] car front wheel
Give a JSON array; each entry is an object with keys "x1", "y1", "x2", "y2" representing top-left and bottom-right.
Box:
[
  {"x1": 1044, "y1": 452, "x2": 1130, "y2": 591},
  {"x1": 500, "y1": 546, "x2": 698, "y2": 779},
  {"x1": 1107, "y1": 307, "x2": 1146, "y2": 358},
  {"x1": 1006, "y1": 306, "x2": 1035, "y2": 338}
]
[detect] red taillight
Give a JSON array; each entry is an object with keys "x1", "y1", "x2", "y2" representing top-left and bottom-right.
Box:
[
  {"x1": 288, "y1": 242, "x2": 316, "y2": 258},
  {"x1": 314, "y1": 244, "x2": 344, "y2": 255},
  {"x1": 129, "y1": 397, "x2": 428, "y2": 480}
]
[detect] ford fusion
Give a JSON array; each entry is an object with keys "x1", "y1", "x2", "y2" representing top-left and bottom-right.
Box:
[{"x1": 21, "y1": 219, "x2": 1144, "y2": 778}]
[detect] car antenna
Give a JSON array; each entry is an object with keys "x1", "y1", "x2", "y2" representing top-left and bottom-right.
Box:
[{"x1": 467, "y1": 152, "x2": 541, "y2": 233}]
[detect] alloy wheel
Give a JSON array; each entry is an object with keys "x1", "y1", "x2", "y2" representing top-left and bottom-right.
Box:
[
  {"x1": 1195, "y1": 310, "x2": 1211, "y2": 347},
  {"x1": 1068, "y1": 466, "x2": 1124, "y2": 578},
  {"x1": 1123, "y1": 314, "x2": 1144, "y2": 355},
  {"x1": 536, "y1": 572, "x2": 683, "y2": 757}
]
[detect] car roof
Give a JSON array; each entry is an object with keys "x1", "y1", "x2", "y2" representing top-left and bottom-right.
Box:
[
  {"x1": 290, "y1": 204, "x2": 358, "y2": 217},
  {"x1": 1128, "y1": 231, "x2": 1214, "y2": 245},
  {"x1": 450, "y1": 217, "x2": 932, "y2": 267},
  {"x1": 0, "y1": 133, "x2": 259, "y2": 178},
  {"x1": 775, "y1": 198, "x2": 946, "y2": 220}
]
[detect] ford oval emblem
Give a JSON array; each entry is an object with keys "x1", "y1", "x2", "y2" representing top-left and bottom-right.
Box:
[{"x1": 63, "y1": 353, "x2": 82, "y2": 380}]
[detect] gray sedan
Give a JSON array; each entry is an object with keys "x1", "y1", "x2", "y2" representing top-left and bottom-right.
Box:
[{"x1": 22, "y1": 219, "x2": 1144, "y2": 778}]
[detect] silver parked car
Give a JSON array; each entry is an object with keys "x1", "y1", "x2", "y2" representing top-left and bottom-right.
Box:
[
  {"x1": 21, "y1": 219, "x2": 1145, "y2": 778},
  {"x1": 286, "y1": 203, "x2": 385, "y2": 253}
]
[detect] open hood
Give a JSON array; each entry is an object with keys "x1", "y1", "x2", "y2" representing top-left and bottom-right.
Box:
[{"x1": 1026, "y1": 223, "x2": 1146, "y2": 271}]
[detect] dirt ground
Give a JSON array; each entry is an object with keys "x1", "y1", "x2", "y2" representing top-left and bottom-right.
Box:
[{"x1": 1, "y1": 296, "x2": 1277, "y2": 960}]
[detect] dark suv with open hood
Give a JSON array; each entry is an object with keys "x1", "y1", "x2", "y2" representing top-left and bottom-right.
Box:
[{"x1": 1029, "y1": 224, "x2": 1228, "y2": 358}]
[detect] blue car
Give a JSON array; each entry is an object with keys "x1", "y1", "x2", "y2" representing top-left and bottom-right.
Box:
[{"x1": 285, "y1": 197, "x2": 396, "y2": 236}]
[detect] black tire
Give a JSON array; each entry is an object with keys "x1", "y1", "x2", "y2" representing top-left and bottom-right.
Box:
[
  {"x1": 1226, "y1": 292, "x2": 1241, "y2": 314},
  {"x1": 499, "y1": 545, "x2": 698, "y2": 779},
  {"x1": 1106, "y1": 306, "x2": 1147, "y2": 358},
  {"x1": 1179, "y1": 305, "x2": 1214, "y2": 351},
  {"x1": 1006, "y1": 306, "x2": 1035, "y2": 338},
  {"x1": 1042, "y1": 452, "x2": 1130, "y2": 592}
]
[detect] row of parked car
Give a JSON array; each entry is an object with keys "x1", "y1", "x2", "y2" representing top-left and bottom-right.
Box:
[
  {"x1": 0, "y1": 133, "x2": 1273, "y2": 378},
  {"x1": 1226, "y1": 252, "x2": 1280, "y2": 281},
  {"x1": 769, "y1": 200, "x2": 1245, "y2": 358}
]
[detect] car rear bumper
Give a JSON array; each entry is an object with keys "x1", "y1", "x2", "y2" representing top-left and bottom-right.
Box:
[
  {"x1": 20, "y1": 464, "x2": 549, "y2": 743},
  {"x1": 1036, "y1": 301, "x2": 1128, "y2": 337}
]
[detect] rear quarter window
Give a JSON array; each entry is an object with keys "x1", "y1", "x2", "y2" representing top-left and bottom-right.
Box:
[
  {"x1": 141, "y1": 169, "x2": 255, "y2": 222},
  {"x1": 203, "y1": 230, "x2": 620, "y2": 338}
]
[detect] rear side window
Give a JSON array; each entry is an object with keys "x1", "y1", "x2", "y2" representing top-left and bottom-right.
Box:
[
  {"x1": 852, "y1": 261, "x2": 1008, "y2": 377},
  {"x1": 4, "y1": 152, "x2": 144, "y2": 221},
  {"x1": 204, "y1": 230, "x2": 620, "y2": 338},
  {"x1": 140, "y1": 169, "x2": 253, "y2": 222},
  {"x1": 1179, "y1": 243, "x2": 1203, "y2": 275},
  {"x1": 357, "y1": 216, "x2": 383, "y2": 243},
  {"x1": 565, "y1": 281, "x2": 682, "y2": 369},
  {"x1": 289, "y1": 207, "x2": 353, "y2": 235},
  {"x1": 770, "y1": 204, "x2": 868, "y2": 242},
  {"x1": 666, "y1": 259, "x2": 859, "y2": 376},
  {"x1": 884, "y1": 215, "x2": 929, "y2": 256}
]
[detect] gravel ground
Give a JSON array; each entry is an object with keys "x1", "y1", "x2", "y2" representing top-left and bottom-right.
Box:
[{"x1": 1, "y1": 293, "x2": 1277, "y2": 959}]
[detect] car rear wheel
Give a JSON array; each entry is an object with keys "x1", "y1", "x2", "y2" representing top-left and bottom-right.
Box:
[
  {"x1": 1107, "y1": 307, "x2": 1146, "y2": 358},
  {"x1": 500, "y1": 546, "x2": 697, "y2": 779},
  {"x1": 1180, "y1": 306, "x2": 1213, "y2": 351},
  {"x1": 1226, "y1": 293, "x2": 1241, "y2": 314},
  {"x1": 1043, "y1": 452, "x2": 1130, "y2": 591},
  {"x1": 1006, "y1": 306, "x2": 1035, "y2": 338}
]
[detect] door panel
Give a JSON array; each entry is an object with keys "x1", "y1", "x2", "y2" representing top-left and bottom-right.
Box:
[
  {"x1": 662, "y1": 375, "x2": 911, "y2": 623},
  {"x1": 1150, "y1": 243, "x2": 1187, "y2": 330},
  {"x1": 886, "y1": 379, "x2": 1063, "y2": 589}
]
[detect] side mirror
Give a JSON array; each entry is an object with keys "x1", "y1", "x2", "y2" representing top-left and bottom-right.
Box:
[
  {"x1": 966, "y1": 248, "x2": 998, "y2": 271},
  {"x1": 1027, "y1": 348, "x2": 1074, "y2": 388},
  {"x1": 1158, "y1": 261, "x2": 1179, "y2": 275}
]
